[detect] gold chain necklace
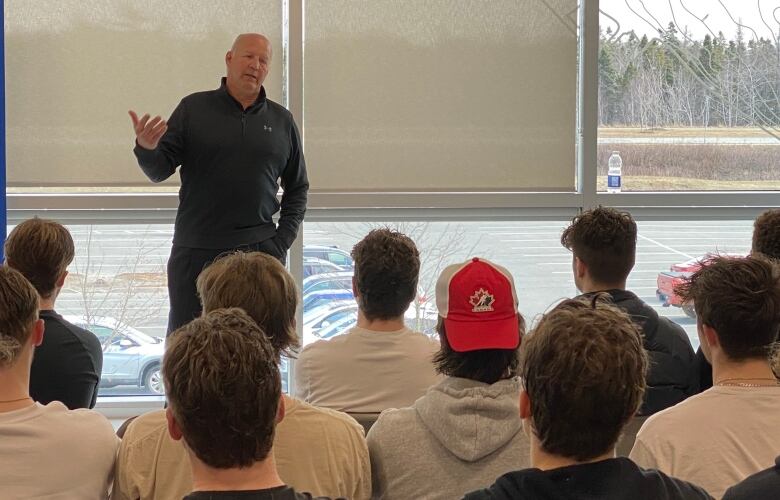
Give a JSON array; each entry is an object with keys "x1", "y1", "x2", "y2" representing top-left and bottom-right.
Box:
[{"x1": 716, "y1": 377, "x2": 780, "y2": 388}]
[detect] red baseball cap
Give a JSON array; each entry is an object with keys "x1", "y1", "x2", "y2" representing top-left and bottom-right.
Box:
[{"x1": 435, "y1": 257, "x2": 520, "y2": 352}]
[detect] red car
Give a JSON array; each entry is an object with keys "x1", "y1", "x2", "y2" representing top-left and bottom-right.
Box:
[{"x1": 656, "y1": 254, "x2": 744, "y2": 318}]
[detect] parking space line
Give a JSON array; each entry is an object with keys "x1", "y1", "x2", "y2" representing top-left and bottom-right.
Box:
[{"x1": 638, "y1": 235, "x2": 694, "y2": 260}]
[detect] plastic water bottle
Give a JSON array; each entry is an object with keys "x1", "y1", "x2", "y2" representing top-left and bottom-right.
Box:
[{"x1": 607, "y1": 151, "x2": 622, "y2": 193}]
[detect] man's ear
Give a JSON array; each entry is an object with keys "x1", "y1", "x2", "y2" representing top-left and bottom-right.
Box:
[
  {"x1": 520, "y1": 389, "x2": 532, "y2": 420},
  {"x1": 574, "y1": 256, "x2": 588, "y2": 280},
  {"x1": 225, "y1": 50, "x2": 233, "y2": 66},
  {"x1": 701, "y1": 322, "x2": 720, "y2": 350},
  {"x1": 32, "y1": 319, "x2": 45, "y2": 347},
  {"x1": 276, "y1": 395, "x2": 286, "y2": 424},
  {"x1": 55, "y1": 271, "x2": 68, "y2": 288},
  {"x1": 352, "y1": 277, "x2": 359, "y2": 298},
  {"x1": 166, "y1": 407, "x2": 183, "y2": 441}
]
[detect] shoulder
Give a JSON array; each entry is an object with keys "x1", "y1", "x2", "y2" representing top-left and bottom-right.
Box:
[
  {"x1": 368, "y1": 406, "x2": 418, "y2": 442},
  {"x1": 39, "y1": 402, "x2": 117, "y2": 446},
  {"x1": 636, "y1": 391, "x2": 715, "y2": 440},
  {"x1": 265, "y1": 97, "x2": 293, "y2": 116},
  {"x1": 299, "y1": 330, "x2": 355, "y2": 357},
  {"x1": 463, "y1": 470, "x2": 537, "y2": 500},
  {"x1": 724, "y1": 458, "x2": 780, "y2": 499},
  {"x1": 636, "y1": 463, "x2": 713, "y2": 498},
  {"x1": 401, "y1": 329, "x2": 440, "y2": 349},
  {"x1": 288, "y1": 398, "x2": 366, "y2": 438},
  {"x1": 121, "y1": 410, "x2": 168, "y2": 449},
  {"x1": 182, "y1": 88, "x2": 221, "y2": 103}
]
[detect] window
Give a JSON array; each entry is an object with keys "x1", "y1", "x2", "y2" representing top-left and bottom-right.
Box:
[
  {"x1": 598, "y1": 0, "x2": 780, "y2": 191},
  {"x1": 4, "y1": 0, "x2": 282, "y2": 193}
]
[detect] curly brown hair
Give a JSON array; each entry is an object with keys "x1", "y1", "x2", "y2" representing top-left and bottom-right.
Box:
[
  {"x1": 433, "y1": 315, "x2": 525, "y2": 384},
  {"x1": 674, "y1": 255, "x2": 780, "y2": 360},
  {"x1": 560, "y1": 207, "x2": 637, "y2": 285},
  {"x1": 197, "y1": 251, "x2": 299, "y2": 361},
  {"x1": 521, "y1": 295, "x2": 647, "y2": 461},
  {"x1": 351, "y1": 228, "x2": 420, "y2": 321},
  {"x1": 5, "y1": 218, "x2": 75, "y2": 299},
  {"x1": 0, "y1": 266, "x2": 40, "y2": 367},
  {"x1": 164, "y1": 308, "x2": 281, "y2": 469},
  {"x1": 753, "y1": 209, "x2": 780, "y2": 260}
]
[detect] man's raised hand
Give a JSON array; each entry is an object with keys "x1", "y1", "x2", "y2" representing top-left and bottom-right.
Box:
[{"x1": 129, "y1": 110, "x2": 168, "y2": 150}]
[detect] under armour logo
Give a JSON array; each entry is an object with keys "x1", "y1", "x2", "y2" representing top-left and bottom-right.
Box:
[{"x1": 264, "y1": 125, "x2": 273, "y2": 132}]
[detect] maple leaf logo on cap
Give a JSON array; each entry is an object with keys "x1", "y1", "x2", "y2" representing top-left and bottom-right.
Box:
[{"x1": 469, "y1": 288, "x2": 495, "y2": 313}]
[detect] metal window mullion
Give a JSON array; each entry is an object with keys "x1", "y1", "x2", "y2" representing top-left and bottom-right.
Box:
[
  {"x1": 285, "y1": 0, "x2": 304, "y2": 398},
  {"x1": 578, "y1": 0, "x2": 599, "y2": 211}
]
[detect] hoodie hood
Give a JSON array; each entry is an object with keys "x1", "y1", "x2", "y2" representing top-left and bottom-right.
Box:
[{"x1": 414, "y1": 376, "x2": 522, "y2": 462}]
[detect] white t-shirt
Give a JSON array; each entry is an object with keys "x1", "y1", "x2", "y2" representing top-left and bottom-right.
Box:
[
  {"x1": 0, "y1": 401, "x2": 119, "y2": 499},
  {"x1": 630, "y1": 385, "x2": 780, "y2": 498},
  {"x1": 294, "y1": 326, "x2": 442, "y2": 413}
]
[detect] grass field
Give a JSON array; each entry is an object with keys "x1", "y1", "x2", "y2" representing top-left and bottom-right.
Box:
[
  {"x1": 599, "y1": 127, "x2": 780, "y2": 139},
  {"x1": 597, "y1": 176, "x2": 780, "y2": 191}
]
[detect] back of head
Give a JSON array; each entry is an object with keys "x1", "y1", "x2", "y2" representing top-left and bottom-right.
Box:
[
  {"x1": 0, "y1": 266, "x2": 40, "y2": 368},
  {"x1": 352, "y1": 228, "x2": 420, "y2": 320},
  {"x1": 561, "y1": 206, "x2": 637, "y2": 284},
  {"x1": 675, "y1": 255, "x2": 780, "y2": 360},
  {"x1": 164, "y1": 308, "x2": 281, "y2": 469},
  {"x1": 752, "y1": 209, "x2": 780, "y2": 260},
  {"x1": 521, "y1": 296, "x2": 647, "y2": 461},
  {"x1": 196, "y1": 251, "x2": 299, "y2": 361},
  {"x1": 4, "y1": 217, "x2": 75, "y2": 299},
  {"x1": 434, "y1": 258, "x2": 524, "y2": 384}
]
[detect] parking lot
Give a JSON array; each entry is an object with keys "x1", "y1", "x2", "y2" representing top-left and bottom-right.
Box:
[{"x1": 43, "y1": 219, "x2": 753, "y2": 395}]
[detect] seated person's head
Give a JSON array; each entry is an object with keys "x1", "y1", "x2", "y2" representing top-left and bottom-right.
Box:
[
  {"x1": 0, "y1": 266, "x2": 44, "y2": 370},
  {"x1": 4, "y1": 217, "x2": 75, "y2": 300},
  {"x1": 164, "y1": 308, "x2": 282, "y2": 469},
  {"x1": 561, "y1": 207, "x2": 636, "y2": 291},
  {"x1": 196, "y1": 251, "x2": 298, "y2": 361},
  {"x1": 433, "y1": 258, "x2": 524, "y2": 384},
  {"x1": 352, "y1": 228, "x2": 420, "y2": 321},
  {"x1": 521, "y1": 296, "x2": 647, "y2": 461},
  {"x1": 752, "y1": 209, "x2": 780, "y2": 260},
  {"x1": 675, "y1": 255, "x2": 780, "y2": 365}
]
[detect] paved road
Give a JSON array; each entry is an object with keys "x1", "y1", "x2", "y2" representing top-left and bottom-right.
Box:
[{"x1": 40, "y1": 220, "x2": 752, "y2": 396}]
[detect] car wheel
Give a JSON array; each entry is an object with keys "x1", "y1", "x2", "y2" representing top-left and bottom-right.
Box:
[
  {"x1": 143, "y1": 364, "x2": 164, "y2": 395},
  {"x1": 682, "y1": 304, "x2": 697, "y2": 319}
]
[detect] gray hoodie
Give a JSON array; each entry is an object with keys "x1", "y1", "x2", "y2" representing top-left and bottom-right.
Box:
[{"x1": 367, "y1": 377, "x2": 531, "y2": 500}]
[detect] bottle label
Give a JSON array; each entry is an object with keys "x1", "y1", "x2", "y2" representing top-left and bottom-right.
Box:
[{"x1": 607, "y1": 175, "x2": 621, "y2": 188}]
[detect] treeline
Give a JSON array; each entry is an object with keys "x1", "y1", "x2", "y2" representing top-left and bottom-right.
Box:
[{"x1": 599, "y1": 23, "x2": 780, "y2": 128}]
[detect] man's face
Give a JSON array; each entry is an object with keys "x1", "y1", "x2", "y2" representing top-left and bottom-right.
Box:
[{"x1": 225, "y1": 35, "x2": 272, "y2": 99}]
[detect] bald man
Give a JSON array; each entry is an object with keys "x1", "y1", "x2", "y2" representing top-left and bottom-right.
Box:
[{"x1": 129, "y1": 34, "x2": 309, "y2": 334}]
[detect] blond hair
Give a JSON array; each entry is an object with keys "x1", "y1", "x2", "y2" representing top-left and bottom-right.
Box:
[
  {"x1": 0, "y1": 267, "x2": 40, "y2": 366},
  {"x1": 5, "y1": 217, "x2": 75, "y2": 298},
  {"x1": 196, "y1": 251, "x2": 299, "y2": 361}
]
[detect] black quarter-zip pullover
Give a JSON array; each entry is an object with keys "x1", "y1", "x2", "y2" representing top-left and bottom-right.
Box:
[{"x1": 133, "y1": 78, "x2": 308, "y2": 249}]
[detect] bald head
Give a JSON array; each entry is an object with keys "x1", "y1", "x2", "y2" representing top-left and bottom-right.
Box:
[
  {"x1": 230, "y1": 33, "x2": 272, "y2": 59},
  {"x1": 225, "y1": 34, "x2": 272, "y2": 107}
]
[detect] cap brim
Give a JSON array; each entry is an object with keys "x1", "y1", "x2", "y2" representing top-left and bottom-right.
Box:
[{"x1": 443, "y1": 315, "x2": 519, "y2": 352}]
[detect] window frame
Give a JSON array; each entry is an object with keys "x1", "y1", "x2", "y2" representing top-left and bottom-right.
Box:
[{"x1": 4, "y1": 0, "x2": 780, "y2": 422}]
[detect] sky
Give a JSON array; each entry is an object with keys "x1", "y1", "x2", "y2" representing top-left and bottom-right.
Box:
[{"x1": 599, "y1": 0, "x2": 780, "y2": 41}]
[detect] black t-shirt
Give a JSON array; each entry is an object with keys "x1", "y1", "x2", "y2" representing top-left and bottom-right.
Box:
[
  {"x1": 29, "y1": 310, "x2": 103, "y2": 409},
  {"x1": 464, "y1": 457, "x2": 713, "y2": 500},
  {"x1": 723, "y1": 456, "x2": 780, "y2": 500},
  {"x1": 183, "y1": 485, "x2": 336, "y2": 500}
]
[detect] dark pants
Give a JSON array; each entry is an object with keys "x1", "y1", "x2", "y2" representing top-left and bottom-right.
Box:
[{"x1": 166, "y1": 239, "x2": 287, "y2": 335}]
